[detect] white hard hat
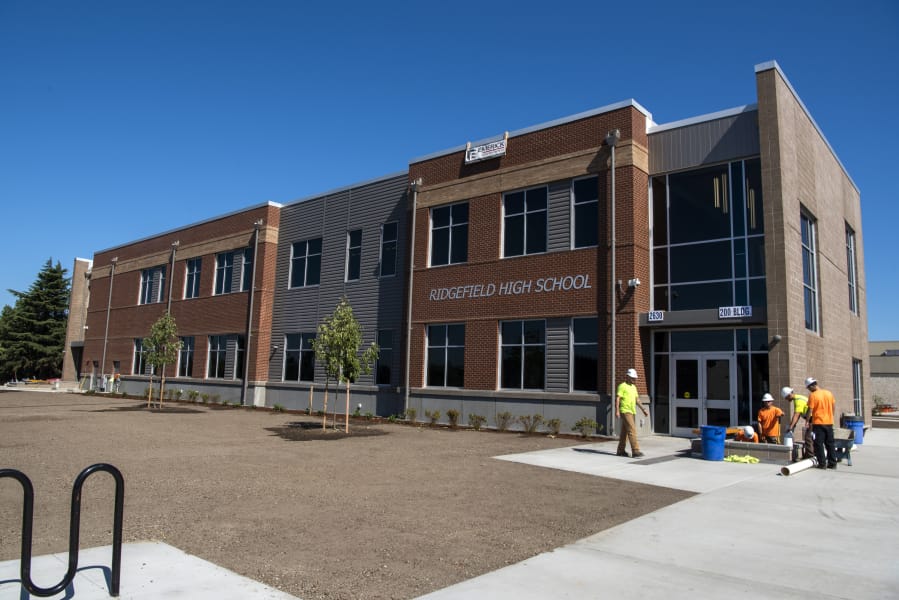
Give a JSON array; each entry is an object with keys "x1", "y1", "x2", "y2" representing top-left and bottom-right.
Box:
[
  {"x1": 626, "y1": 368, "x2": 638, "y2": 379},
  {"x1": 743, "y1": 426, "x2": 755, "y2": 438},
  {"x1": 804, "y1": 377, "x2": 817, "y2": 388},
  {"x1": 762, "y1": 393, "x2": 774, "y2": 402},
  {"x1": 781, "y1": 386, "x2": 793, "y2": 399}
]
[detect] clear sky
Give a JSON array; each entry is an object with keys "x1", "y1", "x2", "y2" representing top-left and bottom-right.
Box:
[{"x1": 2, "y1": 1, "x2": 898, "y2": 339}]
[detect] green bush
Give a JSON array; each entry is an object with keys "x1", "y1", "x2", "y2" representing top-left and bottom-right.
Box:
[
  {"x1": 425, "y1": 409, "x2": 441, "y2": 426},
  {"x1": 468, "y1": 414, "x2": 487, "y2": 431},
  {"x1": 572, "y1": 417, "x2": 599, "y2": 438},
  {"x1": 188, "y1": 390, "x2": 200, "y2": 402},
  {"x1": 446, "y1": 409, "x2": 460, "y2": 429},
  {"x1": 518, "y1": 414, "x2": 544, "y2": 434},
  {"x1": 272, "y1": 404, "x2": 284, "y2": 412},
  {"x1": 545, "y1": 418, "x2": 562, "y2": 436},
  {"x1": 404, "y1": 408, "x2": 417, "y2": 423},
  {"x1": 495, "y1": 411, "x2": 514, "y2": 432}
]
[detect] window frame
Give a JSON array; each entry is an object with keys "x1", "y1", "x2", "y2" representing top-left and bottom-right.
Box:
[
  {"x1": 503, "y1": 185, "x2": 548, "y2": 258},
  {"x1": 426, "y1": 323, "x2": 465, "y2": 387},
  {"x1": 376, "y1": 329, "x2": 393, "y2": 385},
  {"x1": 499, "y1": 319, "x2": 546, "y2": 390},
  {"x1": 133, "y1": 338, "x2": 148, "y2": 375},
  {"x1": 207, "y1": 335, "x2": 227, "y2": 379},
  {"x1": 346, "y1": 229, "x2": 363, "y2": 282},
  {"x1": 283, "y1": 332, "x2": 317, "y2": 382},
  {"x1": 801, "y1": 211, "x2": 820, "y2": 333},
  {"x1": 289, "y1": 238, "x2": 323, "y2": 288},
  {"x1": 571, "y1": 176, "x2": 599, "y2": 249},
  {"x1": 214, "y1": 252, "x2": 234, "y2": 296},
  {"x1": 380, "y1": 222, "x2": 398, "y2": 277},
  {"x1": 846, "y1": 224, "x2": 859, "y2": 315},
  {"x1": 429, "y1": 202, "x2": 469, "y2": 267},
  {"x1": 184, "y1": 258, "x2": 202, "y2": 299},
  {"x1": 178, "y1": 336, "x2": 194, "y2": 377},
  {"x1": 571, "y1": 316, "x2": 599, "y2": 392},
  {"x1": 241, "y1": 248, "x2": 253, "y2": 292},
  {"x1": 139, "y1": 266, "x2": 166, "y2": 305}
]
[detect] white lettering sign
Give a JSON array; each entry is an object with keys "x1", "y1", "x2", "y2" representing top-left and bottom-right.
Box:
[
  {"x1": 648, "y1": 310, "x2": 664, "y2": 322},
  {"x1": 465, "y1": 138, "x2": 507, "y2": 163},
  {"x1": 429, "y1": 274, "x2": 592, "y2": 302},
  {"x1": 718, "y1": 305, "x2": 753, "y2": 319}
]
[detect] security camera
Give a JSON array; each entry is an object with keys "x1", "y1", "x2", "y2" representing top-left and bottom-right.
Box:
[{"x1": 627, "y1": 278, "x2": 641, "y2": 288}]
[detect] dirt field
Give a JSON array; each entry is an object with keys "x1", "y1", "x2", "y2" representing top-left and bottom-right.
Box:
[{"x1": 0, "y1": 391, "x2": 691, "y2": 599}]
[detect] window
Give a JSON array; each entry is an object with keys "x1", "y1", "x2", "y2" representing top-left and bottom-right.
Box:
[
  {"x1": 852, "y1": 359, "x2": 863, "y2": 415},
  {"x1": 184, "y1": 258, "x2": 201, "y2": 299},
  {"x1": 380, "y1": 222, "x2": 398, "y2": 277},
  {"x1": 572, "y1": 176, "x2": 599, "y2": 248},
  {"x1": 426, "y1": 324, "x2": 464, "y2": 387},
  {"x1": 346, "y1": 230, "x2": 362, "y2": 281},
  {"x1": 501, "y1": 320, "x2": 545, "y2": 389},
  {"x1": 376, "y1": 330, "x2": 393, "y2": 385},
  {"x1": 284, "y1": 333, "x2": 316, "y2": 381},
  {"x1": 241, "y1": 248, "x2": 253, "y2": 292},
  {"x1": 235, "y1": 335, "x2": 246, "y2": 380},
  {"x1": 801, "y1": 212, "x2": 819, "y2": 332},
  {"x1": 290, "y1": 239, "x2": 322, "y2": 288},
  {"x1": 139, "y1": 266, "x2": 165, "y2": 305},
  {"x1": 178, "y1": 336, "x2": 194, "y2": 377},
  {"x1": 504, "y1": 186, "x2": 547, "y2": 257},
  {"x1": 214, "y1": 252, "x2": 234, "y2": 295},
  {"x1": 208, "y1": 335, "x2": 227, "y2": 378},
  {"x1": 133, "y1": 338, "x2": 148, "y2": 375},
  {"x1": 846, "y1": 225, "x2": 859, "y2": 315},
  {"x1": 572, "y1": 317, "x2": 598, "y2": 391},
  {"x1": 430, "y1": 203, "x2": 468, "y2": 266}
]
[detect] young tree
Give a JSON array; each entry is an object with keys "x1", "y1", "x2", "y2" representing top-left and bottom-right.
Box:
[
  {"x1": 1, "y1": 259, "x2": 69, "y2": 381},
  {"x1": 313, "y1": 297, "x2": 378, "y2": 433},
  {"x1": 145, "y1": 312, "x2": 181, "y2": 408}
]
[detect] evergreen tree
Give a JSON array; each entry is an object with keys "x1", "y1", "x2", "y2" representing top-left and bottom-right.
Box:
[{"x1": 1, "y1": 259, "x2": 70, "y2": 381}]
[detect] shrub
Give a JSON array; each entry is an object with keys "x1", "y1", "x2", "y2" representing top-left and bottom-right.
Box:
[
  {"x1": 572, "y1": 417, "x2": 599, "y2": 438},
  {"x1": 176, "y1": 389, "x2": 184, "y2": 400},
  {"x1": 364, "y1": 411, "x2": 374, "y2": 420},
  {"x1": 200, "y1": 393, "x2": 210, "y2": 403},
  {"x1": 545, "y1": 418, "x2": 562, "y2": 436},
  {"x1": 272, "y1": 404, "x2": 284, "y2": 412},
  {"x1": 495, "y1": 411, "x2": 514, "y2": 432},
  {"x1": 188, "y1": 390, "x2": 200, "y2": 402},
  {"x1": 468, "y1": 414, "x2": 487, "y2": 431},
  {"x1": 518, "y1": 414, "x2": 544, "y2": 434},
  {"x1": 387, "y1": 414, "x2": 398, "y2": 423},
  {"x1": 425, "y1": 409, "x2": 441, "y2": 426},
  {"x1": 446, "y1": 409, "x2": 460, "y2": 429},
  {"x1": 404, "y1": 408, "x2": 417, "y2": 423}
]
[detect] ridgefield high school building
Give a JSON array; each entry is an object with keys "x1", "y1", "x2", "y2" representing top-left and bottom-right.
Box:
[{"x1": 65, "y1": 61, "x2": 870, "y2": 436}]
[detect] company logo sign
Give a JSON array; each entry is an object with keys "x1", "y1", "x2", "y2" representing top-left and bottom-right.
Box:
[{"x1": 465, "y1": 136, "x2": 507, "y2": 163}]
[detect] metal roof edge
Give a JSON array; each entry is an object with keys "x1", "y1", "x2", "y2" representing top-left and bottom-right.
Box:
[
  {"x1": 648, "y1": 104, "x2": 758, "y2": 134},
  {"x1": 282, "y1": 171, "x2": 408, "y2": 209},
  {"x1": 410, "y1": 99, "x2": 653, "y2": 165}
]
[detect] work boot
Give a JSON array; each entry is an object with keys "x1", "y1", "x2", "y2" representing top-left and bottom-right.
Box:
[
  {"x1": 632, "y1": 451, "x2": 645, "y2": 458},
  {"x1": 616, "y1": 451, "x2": 628, "y2": 456},
  {"x1": 827, "y1": 463, "x2": 837, "y2": 470}
]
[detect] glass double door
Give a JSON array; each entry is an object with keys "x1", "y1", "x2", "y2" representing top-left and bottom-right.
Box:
[{"x1": 670, "y1": 353, "x2": 735, "y2": 437}]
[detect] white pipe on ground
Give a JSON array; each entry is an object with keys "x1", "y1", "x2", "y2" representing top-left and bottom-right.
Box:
[{"x1": 781, "y1": 457, "x2": 818, "y2": 476}]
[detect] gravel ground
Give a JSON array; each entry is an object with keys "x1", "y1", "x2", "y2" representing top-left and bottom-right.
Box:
[{"x1": 0, "y1": 391, "x2": 691, "y2": 599}]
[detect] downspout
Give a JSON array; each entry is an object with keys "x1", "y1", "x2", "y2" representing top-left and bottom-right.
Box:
[
  {"x1": 242, "y1": 219, "x2": 263, "y2": 406},
  {"x1": 403, "y1": 178, "x2": 421, "y2": 414},
  {"x1": 100, "y1": 257, "x2": 118, "y2": 390},
  {"x1": 606, "y1": 129, "x2": 620, "y2": 429}
]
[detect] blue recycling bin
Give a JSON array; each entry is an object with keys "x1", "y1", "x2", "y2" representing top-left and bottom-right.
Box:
[
  {"x1": 843, "y1": 417, "x2": 864, "y2": 445},
  {"x1": 700, "y1": 425, "x2": 726, "y2": 461}
]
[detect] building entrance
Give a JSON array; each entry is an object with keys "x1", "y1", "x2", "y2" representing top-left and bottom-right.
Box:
[{"x1": 670, "y1": 353, "x2": 734, "y2": 437}]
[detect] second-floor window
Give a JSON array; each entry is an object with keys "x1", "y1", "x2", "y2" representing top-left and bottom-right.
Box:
[
  {"x1": 241, "y1": 248, "x2": 253, "y2": 292},
  {"x1": 290, "y1": 239, "x2": 322, "y2": 288},
  {"x1": 846, "y1": 224, "x2": 859, "y2": 315},
  {"x1": 380, "y1": 222, "x2": 398, "y2": 277},
  {"x1": 801, "y1": 212, "x2": 819, "y2": 332},
  {"x1": 572, "y1": 176, "x2": 599, "y2": 248},
  {"x1": 214, "y1": 252, "x2": 234, "y2": 295},
  {"x1": 184, "y1": 258, "x2": 201, "y2": 299},
  {"x1": 346, "y1": 230, "x2": 362, "y2": 281},
  {"x1": 504, "y1": 186, "x2": 547, "y2": 257},
  {"x1": 430, "y1": 203, "x2": 468, "y2": 266},
  {"x1": 139, "y1": 266, "x2": 165, "y2": 305}
]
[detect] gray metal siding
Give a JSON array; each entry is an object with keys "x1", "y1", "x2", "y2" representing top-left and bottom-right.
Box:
[
  {"x1": 545, "y1": 318, "x2": 570, "y2": 392},
  {"x1": 649, "y1": 111, "x2": 760, "y2": 175},
  {"x1": 271, "y1": 175, "x2": 408, "y2": 389},
  {"x1": 547, "y1": 181, "x2": 570, "y2": 252}
]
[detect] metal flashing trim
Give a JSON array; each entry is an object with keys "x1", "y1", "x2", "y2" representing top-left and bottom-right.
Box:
[
  {"x1": 410, "y1": 99, "x2": 652, "y2": 165},
  {"x1": 281, "y1": 170, "x2": 409, "y2": 208},
  {"x1": 94, "y1": 200, "x2": 283, "y2": 255},
  {"x1": 648, "y1": 104, "x2": 758, "y2": 134},
  {"x1": 754, "y1": 60, "x2": 859, "y2": 193}
]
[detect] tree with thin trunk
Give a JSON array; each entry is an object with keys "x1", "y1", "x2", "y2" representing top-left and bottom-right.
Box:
[
  {"x1": 145, "y1": 312, "x2": 181, "y2": 409},
  {"x1": 313, "y1": 297, "x2": 378, "y2": 433}
]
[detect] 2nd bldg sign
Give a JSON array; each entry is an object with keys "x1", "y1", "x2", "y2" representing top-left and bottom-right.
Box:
[{"x1": 718, "y1": 305, "x2": 752, "y2": 319}]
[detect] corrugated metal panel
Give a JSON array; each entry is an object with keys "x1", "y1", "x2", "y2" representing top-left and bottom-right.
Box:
[
  {"x1": 649, "y1": 111, "x2": 759, "y2": 175},
  {"x1": 545, "y1": 318, "x2": 569, "y2": 393},
  {"x1": 270, "y1": 175, "x2": 408, "y2": 387},
  {"x1": 547, "y1": 181, "x2": 570, "y2": 252}
]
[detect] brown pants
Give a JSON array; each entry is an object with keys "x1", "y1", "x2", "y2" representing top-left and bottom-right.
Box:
[{"x1": 617, "y1": 413, "x2": 640, "y2": 454}]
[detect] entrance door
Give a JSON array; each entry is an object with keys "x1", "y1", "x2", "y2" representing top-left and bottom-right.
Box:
[{"x1": 670, "y1": 354, "x2": 734, "y2": 437}]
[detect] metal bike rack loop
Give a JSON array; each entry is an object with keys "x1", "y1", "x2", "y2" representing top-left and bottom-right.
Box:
[{"x1": 0, "y1": 463, "x2": 124, "y2": 597}]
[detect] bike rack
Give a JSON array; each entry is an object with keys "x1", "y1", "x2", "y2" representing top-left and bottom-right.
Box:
[{"x1": 0, "y1": 463, "x2": 124, "y2": 597}]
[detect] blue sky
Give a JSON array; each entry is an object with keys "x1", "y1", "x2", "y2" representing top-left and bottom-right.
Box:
[{"x1": 1, "y1": 1, "x2": 898, "y2": 339}]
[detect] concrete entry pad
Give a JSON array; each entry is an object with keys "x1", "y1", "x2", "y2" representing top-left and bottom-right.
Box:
[{"x1": 0, "y1": 541, "x2": 300, "y2": 599}]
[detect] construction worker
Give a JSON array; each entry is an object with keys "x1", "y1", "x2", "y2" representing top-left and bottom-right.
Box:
[
  {"x1": 734, "y1": 425, "x2": 759, "y2": 443},
  {"x1": 783, "y1": 386, "x2": 813, "y2": 458},
  {"x1": 615, "y1": 368, "x2": 648, "y2": 458},
  {"x1": 806, "y1": 377, "x2": 838, "y2": 469},
  {"x1": 757, "y1": 392, "x2": 784, "y2": 443}
]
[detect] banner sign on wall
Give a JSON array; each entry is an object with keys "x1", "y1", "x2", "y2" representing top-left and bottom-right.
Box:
[{"x1": 465, "y1": 132, "x2": 508, "y2": 163}]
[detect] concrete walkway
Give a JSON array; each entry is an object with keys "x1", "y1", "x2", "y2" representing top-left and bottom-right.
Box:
[{"x1": 3, "y1": 430, "x2": 897, "y2": 599}]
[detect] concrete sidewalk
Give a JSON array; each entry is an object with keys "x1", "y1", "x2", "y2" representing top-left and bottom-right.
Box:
[
  {"x1": 420, "y1": 429, "x2": 899, "y2": 599},
  {"x1": 3, "y1": 431, "x2": 897, "y2": 599}
]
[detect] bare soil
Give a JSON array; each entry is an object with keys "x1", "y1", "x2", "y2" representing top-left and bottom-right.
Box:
[{"x1": 0, "y1": 391, "x2": 692, "y2": 599}]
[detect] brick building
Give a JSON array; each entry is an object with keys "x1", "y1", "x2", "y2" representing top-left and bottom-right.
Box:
[{"x1": 66, "y1": 61, "x2": 870, "y2": 436}]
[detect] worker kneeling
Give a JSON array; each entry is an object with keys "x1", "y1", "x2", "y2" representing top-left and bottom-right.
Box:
[{"x1": 734, "y1": 425, "x2": 759, "y2": 443}]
